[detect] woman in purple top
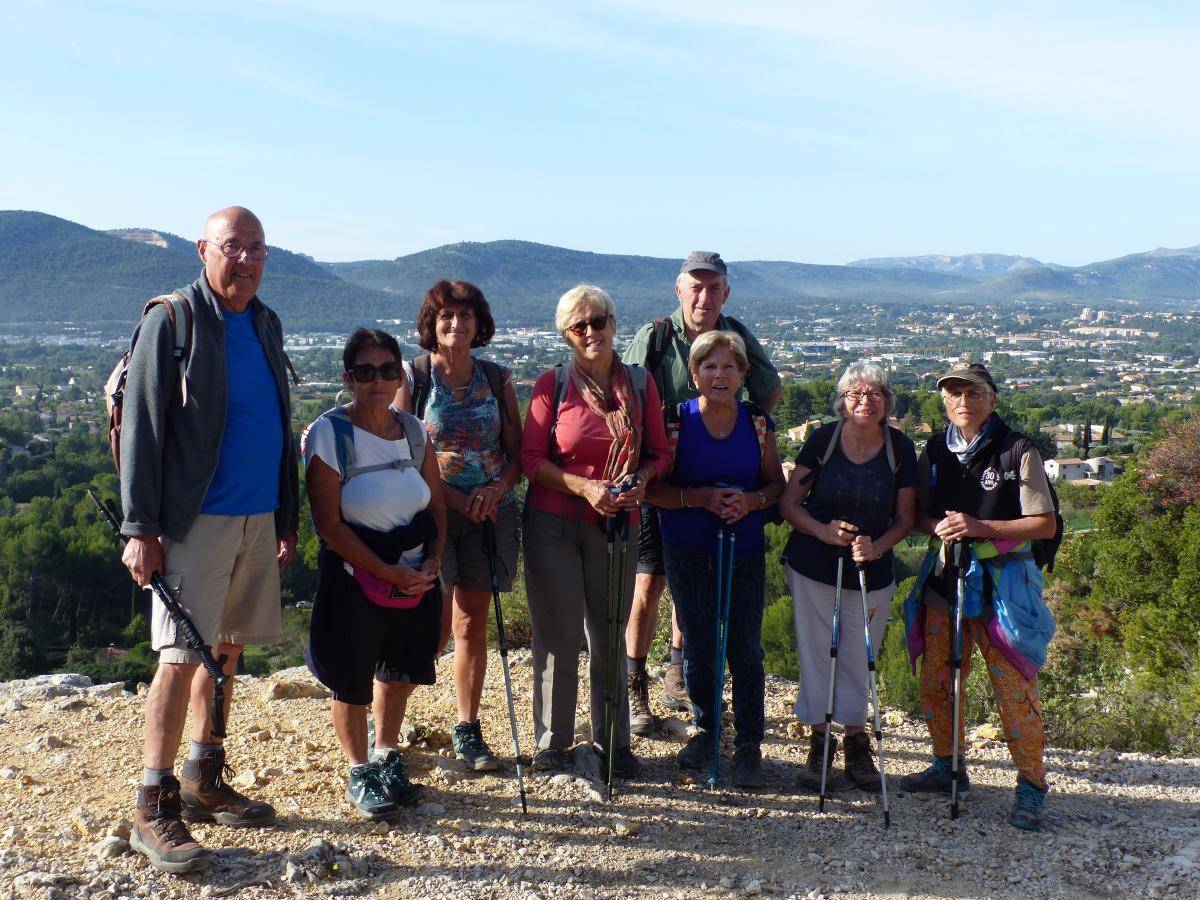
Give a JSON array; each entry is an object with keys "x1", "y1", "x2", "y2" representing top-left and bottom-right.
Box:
[{"x1": 646, "y1": 330, "x2": 785, "y2": 789}]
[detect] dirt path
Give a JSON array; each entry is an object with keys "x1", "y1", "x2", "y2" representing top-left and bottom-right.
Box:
[{"x1": 1, "y1": 654, "x2": 1197, "y2": 899}]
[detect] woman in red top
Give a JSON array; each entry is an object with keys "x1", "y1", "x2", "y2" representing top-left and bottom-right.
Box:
[{"x1": 521, "y1": 284, "x2": 670, "y2": 777}]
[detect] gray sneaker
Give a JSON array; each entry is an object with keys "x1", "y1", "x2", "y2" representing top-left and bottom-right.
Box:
[
  {"x1": 346, "y1": 764, "x2": 401, "y2": 819},
  {"x1": 453, "y1": 720, "x2": 500, "y2": 771}
]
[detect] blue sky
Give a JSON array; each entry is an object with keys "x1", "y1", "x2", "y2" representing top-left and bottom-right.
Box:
[{"x1": 2, "y1": 1, "x2": 1198, "y2": 265}]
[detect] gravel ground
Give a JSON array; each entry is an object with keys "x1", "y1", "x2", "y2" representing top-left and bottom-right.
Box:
[{"x1": 0, "y1": 654, "x2": 1197, "y2": 899}]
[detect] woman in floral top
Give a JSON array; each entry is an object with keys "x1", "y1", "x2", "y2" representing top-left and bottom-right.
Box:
[{"x1": 393, "y1": 280, "x2": 522, "y2": 771}]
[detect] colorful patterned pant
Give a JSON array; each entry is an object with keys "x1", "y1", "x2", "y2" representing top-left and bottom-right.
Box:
[{"x1": 919, "y1": 606, "x2": 1047, "y2": 788}]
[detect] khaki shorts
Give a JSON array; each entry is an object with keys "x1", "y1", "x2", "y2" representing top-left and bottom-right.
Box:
[
  {"x1": 442, "y1": 501, "x2": 519, "y2": 593},
  {"x1": 152, "y1": 513, "x2": 283, "y2": 664}
]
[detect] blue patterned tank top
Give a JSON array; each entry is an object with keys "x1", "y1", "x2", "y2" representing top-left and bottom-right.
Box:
[{"x1": 408, "y1": 357, "x2": 513, "y2": 499}]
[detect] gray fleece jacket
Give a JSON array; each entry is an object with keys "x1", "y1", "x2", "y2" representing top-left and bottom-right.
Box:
[{"x1": 119, "y1": 275, "x2": 300, "y2": 542}]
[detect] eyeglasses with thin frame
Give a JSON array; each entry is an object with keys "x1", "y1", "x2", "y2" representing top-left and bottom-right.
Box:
[
  {"x1": 842, "y1": 389, "x2": 886, "y2": 404},
  {"x1": 204, "y1": 239, "x2": 269, "y2": 261},
  {"x1": 566, "y1": 314, "x2": 611, "y2": 337},
  {"x1": 942, "y1": 389, "x2": 992, "y2": 405},
  {"x1": 348, "y1": 362, "x2": 402, "y2": 383}
]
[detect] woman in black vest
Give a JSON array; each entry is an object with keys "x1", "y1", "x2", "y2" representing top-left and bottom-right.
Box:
[
  {"x1": 779, "y1": 361, "x2": 917, "y2": 793},
  {"x1": 900, "y1": 363, "x2": 1058, "y2": 831}
]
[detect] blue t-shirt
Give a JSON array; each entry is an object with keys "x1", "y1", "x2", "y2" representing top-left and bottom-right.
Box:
[
  {"x1": 201, "y1": 308, "x2": 284, "y2": 516},
  {"x1": 659, "y1": 399, "x2": 771, "y2": 557}
]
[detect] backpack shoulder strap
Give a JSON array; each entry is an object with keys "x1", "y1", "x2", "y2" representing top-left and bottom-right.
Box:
[
  {"x1": 478, "y1": 358, "x2": 511, "y2": 427},
  {"x1": 395, "y1": 408, "x2": 427, "y2": 471},
  {"x1": 411, "y1": 354, "x2": 433, "y2": 419},
  {"x1": 820, "y1": 418, "x2": 845, "y2": 467},
  {"x1": 743, "y1": 401, "x2": 768, "y2": 458},
  {"x1": 548, "y1": 362, "x2": 571, "y2": 460},
  {"x1": 884, "y1": 424, "x2": 898, "y2": 474},
  {"x1": 644, "y1": 317, "x2": 674, "y2": 385},
  {"x1": 627, "y1": 363, "x2": 648, "y2": 412},
  {"x1": 322, "y1": 406, "x2": 356, "y2": 484}
]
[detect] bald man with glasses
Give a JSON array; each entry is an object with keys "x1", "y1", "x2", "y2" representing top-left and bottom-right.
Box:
[{"x1": 119, "y1": 206, "x2": 299, "y2": 873}]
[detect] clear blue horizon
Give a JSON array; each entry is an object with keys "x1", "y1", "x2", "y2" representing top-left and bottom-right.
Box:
[{"x1": 3, "y1": 1, "x2": 1198, "y2": 267}]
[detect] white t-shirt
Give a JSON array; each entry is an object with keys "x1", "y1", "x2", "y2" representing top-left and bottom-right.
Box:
[{"x1": 304, "y1": 414, "x2": 431, "y2": 566}]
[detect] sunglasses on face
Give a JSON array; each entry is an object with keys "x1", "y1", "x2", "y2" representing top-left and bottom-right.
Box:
[
  {"x1": 566, "y1": 314, "x2": 611, "y2": 337},
  {"x1": 348, "y1": 362, "x2": 402, "y2": 383}
]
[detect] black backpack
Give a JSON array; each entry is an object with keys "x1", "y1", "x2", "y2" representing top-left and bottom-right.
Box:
[
  {"x1": 999, "y1": 435, "x2": 1065, "y2": 573},
  {"x1": 643, "y1": 315, "x2": 755, "y2": 398},
  {"x1": 409, "y1": 354, "x2": 510, "y2": 426}
]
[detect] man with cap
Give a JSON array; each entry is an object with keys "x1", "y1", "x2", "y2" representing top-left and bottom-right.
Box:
[
  {"x1": 900, "y1": 362, "x2": 1058, "y2": 830},
  {"x1": 621, "y1": 251, "x2": 782, "y2": 735}
]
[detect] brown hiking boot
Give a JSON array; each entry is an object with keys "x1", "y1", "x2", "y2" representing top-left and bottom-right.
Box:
[
  {"x1": 179, "y1": 745, "x2": 276, "y2": 827},
  {"x1": 131, "y1": 777, "x2": 209, "y2": 874},
  {"x1": 661, "y1": 662, "x2": 692, "y2": 714},
  {"x1": 628, "y1": 671, "x2": 656, "y2": 736},
  {"x1": 843, "y1": 732, "x2": 882, "y2": 792},
  {"x1": 796, "y1": 731, "x2": 847, "y2": 793}
]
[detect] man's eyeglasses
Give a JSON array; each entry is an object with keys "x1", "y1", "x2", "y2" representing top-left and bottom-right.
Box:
[
  {"x1": 348, "y1": 362, "x2": 402, "y2": 383},
  {"x1": 842, "y1": 389, "x2": 886, "y2": 403},
  {"x1": 205, "y1": 239, "x2": 269, "y2": 261},
  {"x1": 566, "y1": 314, "x2": 611, "y2": 337},
  {"x1": 943, "y1": 389, "x2": 992, "y2": 405}
]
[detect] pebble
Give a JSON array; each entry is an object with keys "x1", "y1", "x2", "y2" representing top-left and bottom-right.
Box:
[
  {"x1": 613, "y1": 819, "x2": 640, "y2": 837},
  {"x1": 416, "y1": 802, "x2": 446, "y2": 816},
  {"x1": 92, "y1": 836, "x2": 129, "y2": 859},
  {"x1": 24, "y1": 732, "x2": 66, "y2": 752}
]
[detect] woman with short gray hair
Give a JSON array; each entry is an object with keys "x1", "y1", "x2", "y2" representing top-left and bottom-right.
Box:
[{"x1": 778, "y1": 361, "x2": 917, "y2": 792}]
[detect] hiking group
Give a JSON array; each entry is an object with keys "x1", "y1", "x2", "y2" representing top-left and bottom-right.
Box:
[{"x1": 113, "y1": 206, "x2": 1060, "y2": 875}]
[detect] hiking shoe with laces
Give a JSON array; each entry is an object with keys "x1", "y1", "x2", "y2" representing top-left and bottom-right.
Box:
[
  {"x1": 179, "y1": 745, "x2": 275, "y2": 827},
  {"x1": 376, "y1": 749, "x2": 423, "y2": 806},
  {"x1": 346, "y1": 763, "x2": 402, "y2": 819},
  {"x1": 899, "y1": 755, "x2": 971, "y2": 795},
  {"x1": 843, "y1": 732, "x2": 882, "y2": 792},
  {"x1": 677, "y1": 732, "x2": 711, "y2": 770},
  {"x1": 732, "y1": 745, "x2": 765, "y2": 789},
  {"x1": 796, "y1": 731, "x2": 848, "y2": 792},
  {"x1": 628, "y1": 671, "x2": 656, "y2": 736},
  {"x1": 531, "y1": 747, "x2": 569, "y2": 772},
  {"x1": 661, "y1": 662, "x2": 692, "y2": 713},
  {"x1": 131, "y1": 776, "x2": 209, "y2": 874},
  {"x1": 453, "y1": 720, "x2": 500, "y2": 771},
  {"x1": 598, "y1": 745, "x2": 642, "y2": 780},
  {"x1": 1009, "y1": 777, "x2": 1047, "y2": 831}
]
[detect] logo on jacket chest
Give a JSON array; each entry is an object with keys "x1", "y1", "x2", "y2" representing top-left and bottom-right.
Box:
[{"x1": 980, "y1": 467, "x2": 1001, "y2": 491}]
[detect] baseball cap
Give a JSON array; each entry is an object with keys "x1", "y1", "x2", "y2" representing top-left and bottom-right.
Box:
[
  {"x1": 680, "y1": 250, "x2": 727, "y2": 276},
  {"x1": 937, "y1": 362, "x2": 997, "y2": 393}
]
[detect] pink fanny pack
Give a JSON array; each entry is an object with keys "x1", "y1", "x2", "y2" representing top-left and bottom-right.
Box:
[{"x1": 344, "y1": 562, "x2": 423, "y2": 609}]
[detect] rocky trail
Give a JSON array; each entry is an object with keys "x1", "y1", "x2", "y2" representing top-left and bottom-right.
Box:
[{"x1": 1, "y1": 652, "x2": 1197, "y2": 899}]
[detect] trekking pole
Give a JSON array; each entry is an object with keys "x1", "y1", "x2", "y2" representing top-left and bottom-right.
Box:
[
  {"x1": 855, "y1": 556, "x2": 890, "y2": 827},
  {"x1": 949, "y1": 539, "x2": 968, "y2": 821},
  {"x1": 603, "y1": 509, "x2": 630, "y2": 801},
  {"x1": 818, "y1": 547, "x2": 846, "y2": 813},
  {"x1": 86, "y1": 487, "x2": 228, "y2": 739},
  {"x1": 708, "y1": 524, "x2": 736, "y2": 790},
  {"x1": 482, "y1": 520, "x2": 527, "y2": 815}
]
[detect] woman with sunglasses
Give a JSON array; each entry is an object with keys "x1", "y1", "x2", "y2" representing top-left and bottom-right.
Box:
[
  {"x1": 520, "y1": 285, "x2": 671, "y2": 776},
  {"x1": 392, "y1": 280, "x2": 522, "y2": 772},
  {"x1": 778, "y1": 361, "x2": 917, "y2": 793},
  {"x1": 302, "y1": 328, "x2": 446, "y2": 819}
]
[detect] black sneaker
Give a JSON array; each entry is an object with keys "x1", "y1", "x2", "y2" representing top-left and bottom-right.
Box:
[
  {"x1": 376, "y1": 750, "x2": 423, "y2": 806},
  {"x1": 598, "y1": 745, "x2": 642, "y2": 780},
  {"x1": 346, "y1": 764, "x2": 401, "y2": 819},
  {"x1": 732, "y1": 745, "x2": 764, "y2": 789},
  {"x1": 531, "y1": 748, "x2": 569, "y2": 772},
  {"x1": 677, "y1": 733, "x2": 711, "y2": 770},
  {"x1": 453, "y1": 720, "x2": 500, "y2": 771}
]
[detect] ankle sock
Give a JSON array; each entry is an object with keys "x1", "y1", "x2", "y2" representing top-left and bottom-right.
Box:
[
  {"x1": 626, "y1": 655, "x2": 647, "y2": 676},
  {"x1": 143, "y1": 766, "x2": 173, "y2": 787},
  {"x1": 670, "y1": 645, "x2": 684, "y2": 667},
  {"x1": 371, "y1": 746, "x2": 396, "y2": 764},
  {"x1": 188, "y1": 740, "x2": 220, "y2": 761}
]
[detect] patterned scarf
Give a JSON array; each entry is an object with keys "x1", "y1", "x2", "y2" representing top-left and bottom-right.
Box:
[{"x1": 569, "y1": 353, "x2": 642, "y2": 484}]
